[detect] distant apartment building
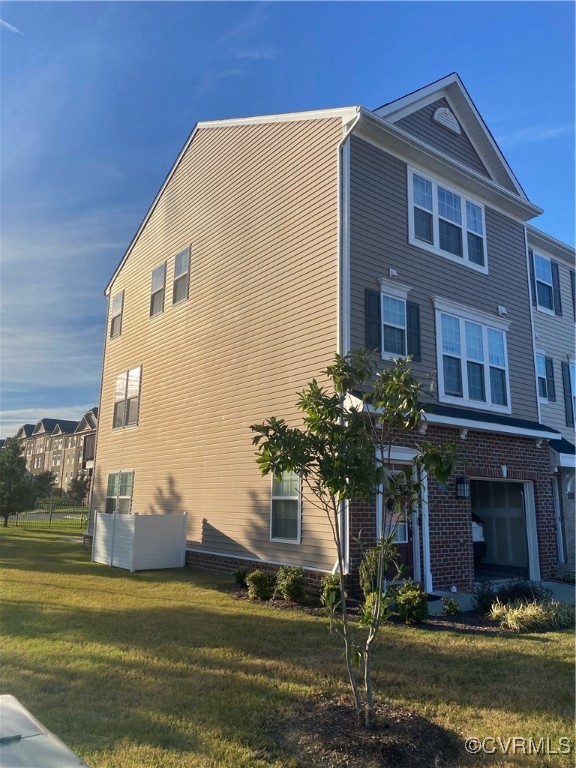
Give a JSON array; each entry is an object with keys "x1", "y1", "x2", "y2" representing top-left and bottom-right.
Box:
[{"x1": 15, "y1": 408, "x2": 98, "y2": 490}]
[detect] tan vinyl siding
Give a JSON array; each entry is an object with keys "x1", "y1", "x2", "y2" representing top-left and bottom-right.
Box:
[
  {"x1": 94, "y1": 116, "x2": 343, "y2": 572},
  {"x1": 395, "y1": 98, "x2": 490, "y2": 179},
  {"x1": 349, "y1": 135, "x2": 538, "y2": 421}
]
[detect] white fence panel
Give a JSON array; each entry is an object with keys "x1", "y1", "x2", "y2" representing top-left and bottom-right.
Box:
[{"x1": 92, "y1": 512, "x2": 187, "y2": 572}]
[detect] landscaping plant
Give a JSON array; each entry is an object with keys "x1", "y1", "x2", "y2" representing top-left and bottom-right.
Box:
[
  {"x1": 395, "y1": 581, "x2": 429, "y2": 624},
  {"x1": 274, "y1": 566, "x2": 306, "y2": 602},
  {"x1": 245, "y1": 569, "x2": 276, "y2": 600},
  {"x1": 441, "y1": 596, "x2": 461, "y2": 616},
  {"x1": 251, "y1": 349, "x2": 456, "y2": 728}
]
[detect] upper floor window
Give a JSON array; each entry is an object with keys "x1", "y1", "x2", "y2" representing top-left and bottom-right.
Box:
[
  {"x1": 408, "y1": 168, "x2": 487, "y2": 272},
  {"x1": 110, "y1": 291, "x2": 124, "y2": 338},
  {"x1": 173, "y1": 248, "x2": 190, "y2": 304},
  {"x1": 563, "y1": 361, "x2": 576, "y2": 428},
  {"x1": 529, "y1": 251, "x2": 562, "y2": 316},
  {"x1": 113, "y1": 366, "x2": 141, "y2": 429},
  {"x1": 434, "y1": 298, "x2": 511, "y2": 413},
  {"x1": 150, "y1": 263, "x2": 166, "y2": 317},
  {"x1": 105, "y1": 471, "x2": 134, "y2": 514},
  {"x1": 365, "y1": 280, "x2": 421, "y2": 362},
  {"x1": 270, "y1": 472, "x2": 301, "y2": 543},
  {"x1": 536, "y1": 354, "x2": 556, "y2": 403}
]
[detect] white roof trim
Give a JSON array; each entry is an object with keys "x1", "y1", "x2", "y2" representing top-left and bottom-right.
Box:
[
  {"x1": 199, "y1": 106, "x2": 359, "y2": 130},
  {"x1": 425, "y1": 412, "x2": 559, "y2": 440},
  {"x1": 355, "y1": 110, "x2": 541, "y2": 220},
  {"x1": 527, "y1": 225, "x2": 575, "y2": 262},
  {"x1": 345, "y1": 394, "x2": 559, "y2": 440},
  {"x1": 373, "y1": 73, "x2": 527, "y2": 201}
]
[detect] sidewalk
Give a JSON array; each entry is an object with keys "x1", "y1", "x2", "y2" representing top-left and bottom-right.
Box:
[{"x1": 428, "y1": 579, "x2": 575, "y2": 615}]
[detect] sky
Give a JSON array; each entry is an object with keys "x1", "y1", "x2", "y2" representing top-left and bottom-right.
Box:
[{"x1": 1, "y1": 1, "x2": 574, "y2": 439}]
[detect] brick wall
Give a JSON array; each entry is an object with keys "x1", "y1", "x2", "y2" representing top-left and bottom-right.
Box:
[{"x1": 348, "y1": 424, "x2": 557, "y2": 592}]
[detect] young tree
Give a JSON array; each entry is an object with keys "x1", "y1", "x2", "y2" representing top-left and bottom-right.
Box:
[
  {"x1": 0, "y1": 438, "x2": 34, "y2": 527},
  {"x1": 33, "y1": 471, "x2": 56, "y2": 500},
  {"x1": 251, "y1": 350, "x2": 456, "y2": 728},
  {"x1": 68, "y1": 475, "x2": 91, "y2": 506}
]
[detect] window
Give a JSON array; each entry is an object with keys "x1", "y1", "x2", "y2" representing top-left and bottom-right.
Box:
[
  {"x1": 562, "y1": 361, "x2": 575, "y2": 428},
  {"x1": 409, "y1": 168, "x2": 487, "y2": 271},
  {"x1": 534, "y1": 254, "x2": 553, "y2": 310},
  {"x1": 110, "y1": 291, "x2": 124, "y2": 338},
  {"x1": 530, "y1": 251, "x2": 562, "y2": 316},
  {"x1": 270, "y1": 472, "x2": 300, "y2": 542},
  {"x1": 536, "y1": 355, "x2": 548, "y2": 400},
  {"x1": 105, "y1": 471, "x2": 134, "y2": 514},
  {"x1": 435, "y1": 299, "x2": 510, "y2": 412},
  {"x1": 173, "y1": 248, "x2": 190, "y2": 304},
  {"x1": 382, "y1": 296, "x2": 406, "y2": 356},
  {"x1": 150, "y1": 263, "x2": 166, "y2": 317},
  {"x1": 113, "y1": 367, "x2": 141, "y2": 429}
]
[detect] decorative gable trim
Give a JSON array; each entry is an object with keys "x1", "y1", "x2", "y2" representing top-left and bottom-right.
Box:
[
  {"x1": 373, "y1": 73, "x2": 527, "y2": 201},
  {"x1": 433, "y1": 107, "x2": 461, "y2": 134}
]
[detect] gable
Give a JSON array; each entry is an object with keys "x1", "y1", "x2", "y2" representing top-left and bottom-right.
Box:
[
  {"x1": 373, "y1": 74, "x2": 526, "y2": 199},
  {"x1": 395, "y1": 97, "x2": 490, "y2": 178}
]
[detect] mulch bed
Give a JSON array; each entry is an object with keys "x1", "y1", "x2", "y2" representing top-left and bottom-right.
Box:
[
  {"x1": 226, "y1": 586, "x2": 503, "y2": 633},
  {"x1": 269, "y1": 695, "x2": 463, "y2": 768}
]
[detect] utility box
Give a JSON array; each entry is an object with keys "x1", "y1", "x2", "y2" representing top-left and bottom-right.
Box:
[
  {"x1": 92, "y1": 512, "x2": 187, "y2": 572},
  {"x1": 0, "y1": 694, "x2": 88, "y2": 767}
]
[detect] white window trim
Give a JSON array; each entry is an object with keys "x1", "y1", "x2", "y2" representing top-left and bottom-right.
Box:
[
  {"x1": 407, "y1": 166, "x2": 488, "y2": 274},
  {"x1": 532, "y1": 251, "x2": 556, "y2": 315},
  {"x1": 535, "y1": 350, "x2": 548, "y2": 404},
  {"x1": 105, "y1": 469, "x2": 134, "y2": 515},
  {"x1": 269, "y1": 473, "x2": 302, "y2": 544},
  {"x1": 379, "y1": 279, "x2": 413, "y2": 361},
  {"x1": 433, "y1": 300, "x2": 512, "y2": 415}
]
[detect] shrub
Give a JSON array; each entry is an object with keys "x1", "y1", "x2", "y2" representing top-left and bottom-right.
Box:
[
  {"x1": 232, "y1": 567, "x2": 250, "y2": 588},
  {"x1": 359, "y1": 548, "x2": 380, "y2": 599},
  {"x1": 489, "y1": 598, "x2": 575, "y2": 632},
  {"x1": 441, "y1": 597, "x2": 461, "y2": 616},
  {"x1": 320, "y1": 574, "x2": 342, "y2": 608},
  {"x1": 472, "y1": 581, "x2": 496, "y2": 613},
  {"x1": 495, "y1": 579, "x2": 552, "y2": 605},
  {"x1": 395, "y1": 581, "x2": 428, "y2": 624},
  {"x1": 245, "y1": 570, "x2": 275, "y2": 600},
  {"x1": 274, "y1": 566, "x2": 306, "y2": 603},
  {"x1": 472, "y1": 579, "x2": 551, "y2": 614}
]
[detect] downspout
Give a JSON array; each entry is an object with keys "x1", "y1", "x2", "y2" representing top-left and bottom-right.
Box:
[
  {"x1": 524, "y1": 226, "x2": 542, "y2": 424},
  {"x1": 334, "y1": 108, "x2": 361, "y2": 576},
  {"x1": 421, "y1": 471, "x2": 433, "y2": 592}
]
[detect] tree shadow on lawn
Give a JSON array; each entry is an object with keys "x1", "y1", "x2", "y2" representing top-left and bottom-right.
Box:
[{"x1": 2, "y1": 597, "x2": 573, "y2": 728}]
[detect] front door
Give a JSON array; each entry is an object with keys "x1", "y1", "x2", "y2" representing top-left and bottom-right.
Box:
[{"x1": 471, "y1": 480, "x2": 529, "y2": 579}]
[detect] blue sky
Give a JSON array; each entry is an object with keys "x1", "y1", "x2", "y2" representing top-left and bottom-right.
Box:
[{"x1": 1, "y1": 1, "x2": 574, "y2": 438}]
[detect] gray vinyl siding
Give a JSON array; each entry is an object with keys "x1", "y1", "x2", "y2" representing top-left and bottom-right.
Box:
[
  {"x1": 531, "y1": 252, "x2": 576, "y2": 441},
  {"x1": 349, "y1": 136, "x2": 538, "y2": 421},
  {"x1": 395, "y1": 98, "x2": 490, "y2": 179}
]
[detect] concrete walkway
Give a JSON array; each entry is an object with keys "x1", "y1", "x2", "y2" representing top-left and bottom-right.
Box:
[{"x1": 428, "y1": 579, "x2": 575, "y2": 615}]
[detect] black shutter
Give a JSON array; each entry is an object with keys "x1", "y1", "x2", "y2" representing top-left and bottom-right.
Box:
[
  {"x1": 406, "y1": 301, "x2": 421, "y2": 362},
  {"x1": 365, "y1": 289, "x2": 381, "y2": 352},
  {"x1": 562, "y1": 361, "x2": 574, "y2": 427},
  {"x1": 528, "y1": 250, "x2": 537, "y2": 307},
  {"x1": 545, "y1": 357, "x2": 556, "y2": 402},
  {"x1": 570, "y1": 269, "x2": 575, "y2": 321},
  {"x1": 551, "y1": 261, "x2": 562, "y2": 316}
]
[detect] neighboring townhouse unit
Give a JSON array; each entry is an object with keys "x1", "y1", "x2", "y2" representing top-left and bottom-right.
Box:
[
  {"x1": 92, "y1": 73, "x2": 571, "y2": 592},
  {"x1": 527, "y1": 226, "x2": 576, "y2": 574},
  {"x1": 15, "y1": 409, "x2": 99, "y2": 490}
]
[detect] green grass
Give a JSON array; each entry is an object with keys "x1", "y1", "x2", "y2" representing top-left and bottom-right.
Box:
[{"x1": 1, "y1": 528, "x2": 574, "y2": 767}]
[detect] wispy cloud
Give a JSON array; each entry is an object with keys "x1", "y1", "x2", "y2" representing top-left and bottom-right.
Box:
[
  {"x1": 230, "y1": 47, "x2": 278, "y2": 62},
  {"x1": 497, "y1": 124, "x2": 574, "y2": 149},
  {"x1": 196, "y1": 68, "x2": 244, "y2": 95},
  {"x1": 196, "y1": 5, "x2": 278, "y2": 96},
  {"x1": 1, "y1": 405, "x2": 97, "y2": 439},
  {"x1": 0, "y1": 18, "x2": 24, "y2": 35}
]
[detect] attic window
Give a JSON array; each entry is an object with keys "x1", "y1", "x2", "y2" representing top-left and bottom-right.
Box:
[{"x1": 433, "y1": 107, "x2": 461, "y2": 135}]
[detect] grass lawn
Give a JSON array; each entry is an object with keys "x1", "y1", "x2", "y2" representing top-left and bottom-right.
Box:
[{"x1": 1, "y1": 527, "x2": 574, "y2": 767}]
